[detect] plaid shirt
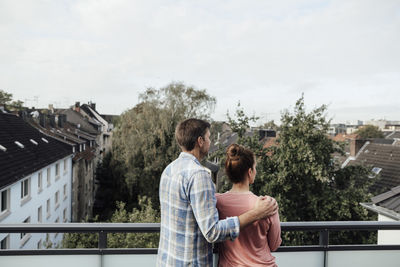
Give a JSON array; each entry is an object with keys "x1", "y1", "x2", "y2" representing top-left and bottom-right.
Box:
[{"x1": 157, "y1": 152, "x2": 240, "y2": 267}]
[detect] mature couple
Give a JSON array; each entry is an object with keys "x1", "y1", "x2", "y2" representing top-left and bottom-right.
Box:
[{"x1": 157, "y1": 118, "x2": 281, "y2": 267}]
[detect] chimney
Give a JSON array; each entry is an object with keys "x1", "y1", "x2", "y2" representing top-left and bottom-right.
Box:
[
  {"x1": 19, "y1": 110, "x2": 28, "y2": 121},
  {"x1": 49, "y1": 114, "x2": 56, "y2": 127},
  {"x1": 39, "y1": 113, "x2": 47, "y2": 127},
  {"x1": 90, "y1": 102, "x2": 96, "y2": 111},
  {"x1": 75, "y1": 102, "x2": 80, "y2": 113},
  {"x1": 350, "y1": 138, "x2": 367, "y2": 157},
  {"x1": 58, "y1": 114, "x2": 66, "y2": 128},
  {"x1": 49, "y1": 104, "x2": 54, "y2": 114}
]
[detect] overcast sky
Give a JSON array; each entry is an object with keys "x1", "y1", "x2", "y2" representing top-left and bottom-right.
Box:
[{"x1": 1, "y1": 0, "x2": 399, "y2": 124}]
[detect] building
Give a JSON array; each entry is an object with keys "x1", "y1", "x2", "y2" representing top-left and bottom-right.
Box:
[
  {"x1": 30, "y1": 112, "x2": 97, "y2": 222},
  {"x1": 344, "y1": 142, "x2": 400, "y2": 194},
  {"x1": 361, "y1": 186, "x2": 400, "y2": 244},
  {"x1": 0, "y1": 113, "x2": 73, "y2": 249}
]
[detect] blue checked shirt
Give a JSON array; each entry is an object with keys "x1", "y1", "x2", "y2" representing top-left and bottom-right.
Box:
[{"x1": 157, "y1": 152, "x2": 240, "y2": 267}]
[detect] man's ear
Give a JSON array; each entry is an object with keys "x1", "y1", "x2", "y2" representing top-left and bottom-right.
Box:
[{"x1": 197, "y1": 136, "x2": 203, "y2": 147}]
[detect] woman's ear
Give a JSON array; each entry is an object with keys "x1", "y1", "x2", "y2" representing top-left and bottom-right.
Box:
[{"x1": 247, "y1": 167, "x2": 252, "y2": 178}]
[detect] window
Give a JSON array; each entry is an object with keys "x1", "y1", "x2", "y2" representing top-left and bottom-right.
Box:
[
  {"x1": 21, "y1": 217, "x2": 31, "y2": 239},
  {"x1": 55, "y1": 163, "x2": 60, "y2": 179},
  {"x1": 63, "y1": 184, "x2": 67, "y2": 200},
  {"x1": 1, "y1": 188, "x2": 10, "y2": 216},
  {"x1": 55, "y1": 218, "x2": 60, "y2": 237},
  {"x1": 38, "y1": 206, "x2": 42, "y2": 223},
  {"x1": 47, "y1": 168, "x2": 51, "y2": 187},
  {"x1": 63, "y1": 208, "x2": 67, "y2": 222},
  {"x1": 1, "y1": 235, "x2": 9, "y2": 249},
  {"x1": 46, "y1": 199, "x2": 51, "y2": 218},
  {"x1": 20, "y1": 178, "x2": 31, "y2": 204},
  {"x1": 55, "y1": 191, "x2": 60, "y2": 209},
  {"x1": 64, "y1": 159, "x2": 68, "y2": 173},
  {"x1": 38, "y1": 171, "x2": 43, "y2": 192}
]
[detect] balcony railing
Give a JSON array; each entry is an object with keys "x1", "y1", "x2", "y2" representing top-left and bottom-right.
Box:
[{"x1": 1, "y1": 221, "x2": 400, "y2": 267}]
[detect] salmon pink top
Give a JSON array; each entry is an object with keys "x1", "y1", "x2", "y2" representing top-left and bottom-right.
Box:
[{"x1": 216, "y1": 192, "x2": 282, "y2": 267}]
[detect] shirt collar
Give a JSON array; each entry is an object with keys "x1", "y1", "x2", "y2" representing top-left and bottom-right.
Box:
[{"x1": 179, "y1": 151, "x2": 201, "y2": 165}]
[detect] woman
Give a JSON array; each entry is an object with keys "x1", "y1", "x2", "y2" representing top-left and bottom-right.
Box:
[{"x1": 216, "y1": 144, "x2": 281, "y2": 267}]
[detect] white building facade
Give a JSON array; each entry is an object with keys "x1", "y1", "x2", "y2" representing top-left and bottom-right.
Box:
[{"x1": 0, "y1": 156, "x2": 73, "y2": 249}]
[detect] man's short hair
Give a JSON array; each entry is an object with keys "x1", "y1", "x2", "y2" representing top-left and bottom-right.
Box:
[{"x1": 175, "y1": 118, "x2": 211, "y2": 151}]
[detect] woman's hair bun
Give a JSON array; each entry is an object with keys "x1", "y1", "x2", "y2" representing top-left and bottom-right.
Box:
[
  {"x1": 226, "y1": 144, "x2": 241, "y2": 160},
  {"x1": 225, "y1": 143, "x2": 255, "y2": 183}
]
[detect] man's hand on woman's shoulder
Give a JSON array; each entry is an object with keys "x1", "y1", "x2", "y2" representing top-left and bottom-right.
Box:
[{"x1": 254, "y1": 196, "x2": 278, "y2": 220}]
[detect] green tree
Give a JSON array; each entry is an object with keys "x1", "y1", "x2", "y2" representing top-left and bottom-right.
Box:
[
  {"x1": 213, "y1": 96, "x2": 376, "y2": 245},
  {"x1": 93, "y1": 152, "x2": 129, "y2": 220},
  {"x1": 355, "y1": 125, "x2": 384, "y2": 139},
  {"x1": 0, "y1": 89, "x2": 24, "y2": 111},
  {"x1": 0, "y1": 90, "x2": 13, "y2": 105},
  {"x1": 63, "y1": 197, "x2": 160, "y2": 248},
  {"x1": 112, "y1": 82, "x2": 216, "y2": 209}
]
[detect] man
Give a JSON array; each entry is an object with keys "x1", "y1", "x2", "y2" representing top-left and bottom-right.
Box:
[{"x1": 157, "y1": 118, "x2": 278, "y2": 266}]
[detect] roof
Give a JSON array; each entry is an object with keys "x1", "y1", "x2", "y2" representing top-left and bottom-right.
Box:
[
  {"x1": 57, "y1": 109, "x2": 99, "y2": 134},
  {"x1": 332, "y1": 133, "x2": 359, "y2": 142},
  {"x1": 386, "y1": 131, "x2": 400, "y2": 139},
  {"x1": 348, "y1": 143, "x2": 400, "y2": 193},
  {"x1": 80, "y1": 104, "x2": 105, "y2": 126},
  {"x1": 101, "y1": 114, "x2": 119, "y2": 124},
  {"x1": 361, "y1": 186, "x2": 400, "y2": 220},
  {"x1": 371, "y1": 138, "x2": 395, "y2": 145},
  {"x1": 0, "y1": 113, "x2": 72, "y2": 190}
]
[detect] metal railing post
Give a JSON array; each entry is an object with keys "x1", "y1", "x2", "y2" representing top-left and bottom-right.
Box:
[
  {"x1": 319, "y1": 229, "x2": 329, "y2": 267},
  {"x1": 99, "y1": 231, "x2": 107, "y2": 249}
]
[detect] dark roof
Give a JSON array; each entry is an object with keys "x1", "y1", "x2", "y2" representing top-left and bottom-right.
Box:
[
  {"x1": 386, "y1": 131, "x2": 400, "y2": 139},
  {"x1": 80, "y1": 104, "x2": 104, "y2": 126},
  {"x1": 57, "y1": 109, "x2": 99, "y2": 134},
  {"x1": 371, "y1": 138, "x2": 395, "y2": 145},
  {"x1": 0, "y1": 113, "x2": 72, "y2": 190},
  {"x1": 361, "y1": 186, "x2": 400, "y2": 220},
  {"x1": 101, "y1": 114, "x2": 119, "y2": 124},
  {"x1": 348, "y1": 143, "x2": 400, "y2": 193}
]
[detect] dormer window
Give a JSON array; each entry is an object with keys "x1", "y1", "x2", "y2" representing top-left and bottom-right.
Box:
[
  {"x1": 30, "y1": 139, "x2": 38, "y2": 145},
  {"x1": 369, "y1": 167, "x2": 382, "y2": 179},
  {"x1": 371, "y1": 167, "x2": 382, "y2": 175},
  {"x1": 15, "y1": 141, "x2": 24, "y2": 149}
]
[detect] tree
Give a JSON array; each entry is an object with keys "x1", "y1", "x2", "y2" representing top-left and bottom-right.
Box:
[
  {"x1": 63, "y1": 197, "x2": 160, "y2": 248},
  {"x1": 0, "y1": 89, "x2": 24, "y2": 111},
  {"x1": 355, "y1": 125, "x2": 384, "y2": 139},
  {"x1": 213, "y1": 96, "x2": 376, "y2": 245},
  {"x1": 93, "y1": 152, "x2": 129, "y2": 220},
  {"x1": 0, "y1": 90, "x2": 12, "y2": 105},
  {"x1": 112, "y1": 82, "x2": 216, "y2": 209}
]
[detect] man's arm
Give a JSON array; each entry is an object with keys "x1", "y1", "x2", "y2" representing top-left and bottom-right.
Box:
[
  {"x1": 238, "y1": 196, "x2": 278, "y2": 230},
  {"x1": 188, "y1": 170, "x2": 240, "y2": 243}
]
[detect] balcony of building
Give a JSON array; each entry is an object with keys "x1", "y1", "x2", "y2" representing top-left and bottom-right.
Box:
[{"x1": 1, "y1": 221, "x2": 400, "y2": 267}]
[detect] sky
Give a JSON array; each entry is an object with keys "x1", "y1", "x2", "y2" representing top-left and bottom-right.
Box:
[{"x1": 1, "y1": 0, "x2": 399, "y2": 124}]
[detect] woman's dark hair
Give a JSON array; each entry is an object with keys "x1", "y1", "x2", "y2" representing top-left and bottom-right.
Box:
[
  {"x1": 225, "y1": 144, "x2": 255, "y2": 183},
  {"x1": 175, "y1": 118, "x2": 210, "y2": 151}
]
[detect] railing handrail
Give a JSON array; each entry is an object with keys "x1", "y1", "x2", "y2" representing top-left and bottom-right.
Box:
[{"x1": 1, "y1": 221, "x2": 400, "y2": 233}]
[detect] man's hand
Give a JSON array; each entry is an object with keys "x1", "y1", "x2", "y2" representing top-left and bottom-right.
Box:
[
  {"x1": 254, "y1": 196, "x2": 278, "y2": 220},
  {"x1": 238, "y1": 196, "x2": 279, "y2": 229}
]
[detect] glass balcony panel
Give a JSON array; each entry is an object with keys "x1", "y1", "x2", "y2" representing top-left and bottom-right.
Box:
[{"x1": 1, "y1": 251, "x2": 400, "y2": 267}]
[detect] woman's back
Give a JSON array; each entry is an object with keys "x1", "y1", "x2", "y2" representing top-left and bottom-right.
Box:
[{"x1": 216, "y1": 191, "x2": 281, "y2": 267}]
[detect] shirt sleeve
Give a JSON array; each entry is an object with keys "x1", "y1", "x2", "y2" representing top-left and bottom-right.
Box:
[
  {"x1": 267, "y1": 212, "x2": 282, "y2": 251},
  {"x1": 187, "y1": 170, "x2": 240, "y2": 243}
]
